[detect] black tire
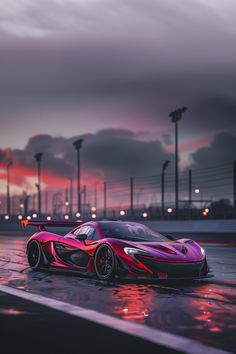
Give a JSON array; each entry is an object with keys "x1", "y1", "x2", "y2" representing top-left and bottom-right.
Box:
[
  {"x1": 94, "y1": 244, "x2": 116, "y2": 280},
  {"x1": 27, "y1": 240, "x2": 43, "y2": 270}
]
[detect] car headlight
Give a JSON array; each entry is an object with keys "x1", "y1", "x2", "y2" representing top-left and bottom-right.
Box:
[
  {"x1": 124, "y1": 247, "x2": 150, "y2": 257},
  {"x1": 200, "y1": 247, "x2": 205, "y2": 256}
]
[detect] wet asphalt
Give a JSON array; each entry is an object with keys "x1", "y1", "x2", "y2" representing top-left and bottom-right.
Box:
[
  {"x1": 1, "y1": 290, "x2": 178, "y2": 354},
  {"x1": 0, "y1": 233, "x2": 235, "y2": 353}
]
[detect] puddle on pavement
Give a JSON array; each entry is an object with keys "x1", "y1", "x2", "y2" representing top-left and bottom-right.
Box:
[{"x1": 0, "y1": 308, "x2": 32, "y2": 315}]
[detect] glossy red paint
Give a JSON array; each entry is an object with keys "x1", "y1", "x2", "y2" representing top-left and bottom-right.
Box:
[{"x1": 24, "y1": 220, "x2": 210, "y2": 280}]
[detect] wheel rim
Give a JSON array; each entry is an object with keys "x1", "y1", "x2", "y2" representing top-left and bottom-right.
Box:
[
  {"x1": 96, "y1": 247, "x2": 114, "y2": 278},
  {"x1": 28, "y1": 242, "x2": 40, "y2": 268}
]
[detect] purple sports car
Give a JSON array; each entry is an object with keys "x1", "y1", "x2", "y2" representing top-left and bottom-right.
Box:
[{"x1": 23, "y1": 220, "x2": 210, "y2": 280}]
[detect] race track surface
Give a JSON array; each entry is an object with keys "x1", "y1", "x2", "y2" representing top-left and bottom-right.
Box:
[{"x1": 0, "y1": 233, "x2": 235, "y2": 353}]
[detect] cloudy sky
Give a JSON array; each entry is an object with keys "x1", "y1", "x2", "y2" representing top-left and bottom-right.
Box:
[{"x1": 0, "y1": 0, "x2": 236, "y2": 207}]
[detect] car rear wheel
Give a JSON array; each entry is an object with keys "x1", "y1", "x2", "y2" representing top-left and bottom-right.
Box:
[
  {"x1": 94, "y1": 244, "x2": 116, "y2": 280},
  {"x1": 27, "y1": 240, "x2": 43, "y2": 270}
]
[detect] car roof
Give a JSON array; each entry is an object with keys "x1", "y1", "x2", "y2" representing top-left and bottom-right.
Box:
[{"x1": 97, "y1": 220, "x2": 140, "y2": 226}]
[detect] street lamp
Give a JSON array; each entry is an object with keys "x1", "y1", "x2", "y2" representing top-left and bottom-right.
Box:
[
  {"x1": 73, "y1": 139, "x2": 83, "y2": 213},
  {"x1": 34, "y1": 152, "x2": 43, "y2": 216},
  {"x1": 6, "y1": 160, "x2": 13, "y2": 216},
  {"x1": 68, "y1": 177, "x2": 73, "y2": 217},
  {"x1": 94, "y1": 181, "x2": 98, "y2": 210},
  {"x1": 169, "y1": 106, "x2": 188, "y2": 219},
  {"x1": 161, "y1": 160, "x2": 170, "y2": 219}
]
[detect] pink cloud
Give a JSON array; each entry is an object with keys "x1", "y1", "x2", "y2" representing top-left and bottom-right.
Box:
[{"x1": 165, "y1": 135, "x2": 214, "y2": 154}]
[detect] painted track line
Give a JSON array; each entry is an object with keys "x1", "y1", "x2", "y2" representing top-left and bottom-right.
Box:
[{"x1": 0, "y1": 284, "x2": 232, "y2": 354}]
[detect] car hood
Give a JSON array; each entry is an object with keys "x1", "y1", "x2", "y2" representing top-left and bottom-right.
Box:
[{"x1": 122, "y1": 239, "x2": 204, "y2": 262}]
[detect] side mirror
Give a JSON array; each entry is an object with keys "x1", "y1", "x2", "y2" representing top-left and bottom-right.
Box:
[
  {"x1": 165, "y1": 234, "x2": 175, "y2": 241},
  {"x1": 76, "y1": 234, "x2": 87, "y2": 241}
]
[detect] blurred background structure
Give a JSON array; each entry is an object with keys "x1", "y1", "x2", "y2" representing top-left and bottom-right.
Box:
[{"x1": 1, "y1": 156, "x2": 235, "y2": 221}]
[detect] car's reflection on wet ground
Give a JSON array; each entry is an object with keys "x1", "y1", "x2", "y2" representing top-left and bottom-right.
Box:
[{"x1": 0, "y1": 234, "x2": 236, "y2": 352}]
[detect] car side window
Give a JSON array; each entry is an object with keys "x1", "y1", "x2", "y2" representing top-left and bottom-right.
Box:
[
  {"x1": 74, "y1": 226, "x2": 86, "y2": 236},
  {"x1": 74, "y1": 226, "x2": 88, "y2": 237},
  {"x1": 74, "y1": 226, "x2": 99, "y2": 241},
  {"x1": 88, "y1": 228, "x2": 100, "y2": 241}
]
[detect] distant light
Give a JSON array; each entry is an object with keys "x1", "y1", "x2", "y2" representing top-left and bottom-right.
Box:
[
  {"x1": 75, "y1": 212, "x2": 81, "y2": 218},
  {"x1": 120, "y1": 210, "x2": 125, "y2": 216},
  {"x1": 46, "y1": 216, "x2": 51, "y2": 221},
  {"x1": 205, "y1": 208, "x2": 209, "y2": 213},
  {"x1": 167, "y1": 208, "x2": 173, "y2": 213},
  {"x1": 91, "y1": 206, "x2": 96, "y2": 212},
  {"x1": 19, "y1": 203, "x2": 24, "y2": 209},
  {"x1": 91, "y1": 213, "x2": 96, "y2": 219},
  {"x1": 202, "y1": 211, "x2": 208, "y2": 217},
  {"x1": 32, "y1": 213, "x2": 37, "y2": 218},
  {"x1": 65, "y1": 201, "x2": 69, "y2": 206},
  {"x1": 194, "y1": 188, "x2": 200, "y2": 194},
  {"x1": 142, "y1": 212, "x2": 148, "y2": 218},
  {"x1": 4, "y1": 215, "x2": 9, "y2": 220},
  {"x1": 18, "y1": 215, "x2": 23, "y2": 220},
  {"x1": 123, "y1": 308, "x2": 128, "y2": 312},
  {"x1": 26, "y1": 215, "x2": 31, "y2": 220},
  {"x1": 143, "y1": 311, "x2": 149, "y2": 317},
  {"x1": 64, "y1": 215, "x2": 69, "y2": 220}
]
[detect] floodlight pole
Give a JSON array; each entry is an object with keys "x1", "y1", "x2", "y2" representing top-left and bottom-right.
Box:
[
  {"x1": 161, "y1": 160, "x2": 170, "y2": 219},
  {"x1": 6, "y1": 160, "x2": 13, "y2": 216},
  {"x1": 73, "y1": 139, "x2": 83, "y2": 213},
  {"x1": 130, "y1": 177, "x2": 134, "y2": 218},
  {"x1": 169, "y1": 107, "x2": 188, "y2": 219},
  {"x1": 103, "y1": 181, "x2": 107, "y2": 218},
  {"x1": 68, "y1": 177, "x2": 73, "y2": 217},
  {"x1": 94, "y1": 181, "x2": 98, "y2": 210},
  {"x1": 34, "y1": 152, "x2": 43, "y2": 216},
  {"x1": 234, "y1": 161, "x2": 236, "y2": 218},
  {"x1": 188, "y1": 169, "x2": 192, "y2": 219}
]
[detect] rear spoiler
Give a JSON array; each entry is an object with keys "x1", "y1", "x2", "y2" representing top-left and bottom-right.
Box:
[{"x1": 21, "y1": 220, "x2": 84, "y2": 231}]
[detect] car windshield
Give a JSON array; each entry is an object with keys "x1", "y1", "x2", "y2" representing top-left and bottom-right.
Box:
[{"x1": 99, "y1": 222, "x2": 168, "y2": 242}]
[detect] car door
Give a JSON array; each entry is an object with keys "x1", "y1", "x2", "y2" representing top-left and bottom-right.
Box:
[{"x1": 54, "y1": 226, "x2": 96, "y2": 268}]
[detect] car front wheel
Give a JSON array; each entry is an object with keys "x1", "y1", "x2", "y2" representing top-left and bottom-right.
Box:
[{"x1": 94, "y1": 244, "x2": 116, "y2": 280}]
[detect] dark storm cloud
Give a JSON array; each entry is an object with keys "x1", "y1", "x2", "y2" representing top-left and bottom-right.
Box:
[
  {"x1": 185, "y1": 97, "x2": 236, "y2": 134},
  {"x1": 186, "y1": 132, "x2": 236, "y2": 201},
  {"x1": 0, "y1": 0, "x2": 236, "y2": 149},
  {"x1": 81, "y1": 129, "x2": 174, "y2": 179},
  {"x1": 190, "y1": 132, "x2": 236, "y2": 169},
  {"x1": 2, "y1": 129, "x2": 174, "y2": 183},
  {"x1": 19, "y1": 130, "x2": 235, "y2": 185},
  {"x1": 1, "y1": 37, "x2": 236, "y2": 142}
]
